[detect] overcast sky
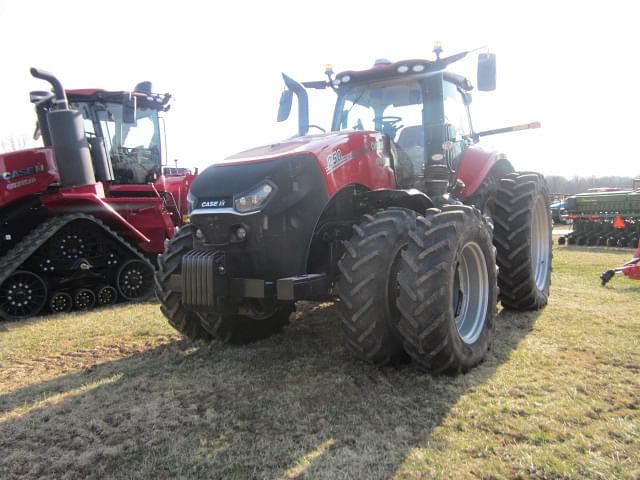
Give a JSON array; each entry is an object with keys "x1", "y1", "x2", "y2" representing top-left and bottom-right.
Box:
[{"x1": 1, "y1": 0, "x2": 638, "y2": 178}]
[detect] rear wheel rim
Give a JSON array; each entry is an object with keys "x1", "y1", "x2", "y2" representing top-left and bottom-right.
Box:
[
  {"x1": 454, "y1": 241, "x2": 489, "y2": 344},
  {"x1": 0, "y1": 271, "x2": 47, "y2": 319},
  {"x1": 532, "y1": 196, "x2": 551, "y2": 291}
]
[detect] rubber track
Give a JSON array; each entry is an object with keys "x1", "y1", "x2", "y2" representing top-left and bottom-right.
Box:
[{"x1": 0, "y1": 213, "x2": 154, "y2": 291}]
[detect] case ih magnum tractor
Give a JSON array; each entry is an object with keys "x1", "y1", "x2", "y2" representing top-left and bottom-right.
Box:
[
  {"x1": 0, "y1": 69, "x2": 193, "y2": 320},
  {"x1": 157, "y1": 47, "x2": 552, "y2": 373}
]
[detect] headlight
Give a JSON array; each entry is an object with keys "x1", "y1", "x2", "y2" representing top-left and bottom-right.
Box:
[
  {"x1": 187, "y1": 191, "x2": 197, "y2": 213},
  {"x1": 233, "y1": 182, "x2": 274, "y2": 213}
]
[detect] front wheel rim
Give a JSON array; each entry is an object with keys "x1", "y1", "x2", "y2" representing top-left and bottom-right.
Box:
[{"x1": 454, "y1": 241, "x2": 489, "y2": 344}]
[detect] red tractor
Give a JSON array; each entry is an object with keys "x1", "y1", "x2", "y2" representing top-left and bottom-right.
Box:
[
  {"x1": 156, "y1": 47, "x2": 552, "y2": 373},
  {"x1": 0, "y1": 68, "x2": 194, "y2": 320}
]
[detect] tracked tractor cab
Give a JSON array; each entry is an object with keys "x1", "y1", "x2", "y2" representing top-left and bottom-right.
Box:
[
  {"x1": 0, "y1": 69, "x2": 194, "y2": 320},
  {"x1": 32, "y1": 83, "x2": 170, "y2": 186}
]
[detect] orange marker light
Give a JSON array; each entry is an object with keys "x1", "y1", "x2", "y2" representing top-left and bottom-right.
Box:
[{"x1": 613, "y1": 216, "x2": 626, "y2": 229}]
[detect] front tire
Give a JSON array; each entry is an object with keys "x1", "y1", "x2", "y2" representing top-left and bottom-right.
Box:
[
  {"x1": 336, "y1": 208, "x2": 416, "y2": 366},
  {"x1": 155, "y1": 225, "x2": 212, "y2": 340},
  {"x1": 493, "y1": 172, "x2": 552, "y2": 310},
  {"x1": 396, "y1": 206, "x2": 497, "y2": 374}
]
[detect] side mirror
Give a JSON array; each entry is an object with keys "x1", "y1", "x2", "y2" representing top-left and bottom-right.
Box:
[
  {"x1": 30, "y1": 90, "x2": 54, "y2": 105},
  {"x1": 477, "y1": 53, "x2": 497, "y2": 91},
  {"x1": 277, "y1": 89, "x2": 293, "y2": 122},
  {"x1": 122, "y1": 94, "x2": 137, "y2": 124}
]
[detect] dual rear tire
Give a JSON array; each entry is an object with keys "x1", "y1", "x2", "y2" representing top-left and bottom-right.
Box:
[
  {"x1": 336, "y1": 173, "x2": 552, "y2": 373},
  {"x1": 337, "y1": 206, "x2": 497, "y2": 373}
]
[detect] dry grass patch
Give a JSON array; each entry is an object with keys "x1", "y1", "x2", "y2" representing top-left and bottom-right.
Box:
[{"x1": 0, "y1": 245, "x2": 638, "y2": 479}]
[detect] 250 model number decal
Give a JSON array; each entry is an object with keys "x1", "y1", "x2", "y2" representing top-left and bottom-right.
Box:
[
  {"x1": 325, "y1": 149, "x2": 354, "y2": 174},
  {"x1": 325, "y1": 135, "x2": 386, "y2": 175}
]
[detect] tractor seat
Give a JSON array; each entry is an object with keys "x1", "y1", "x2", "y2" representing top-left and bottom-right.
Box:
[{"x1": 397, "y1": 125, "x2": 424, "y2": 150}]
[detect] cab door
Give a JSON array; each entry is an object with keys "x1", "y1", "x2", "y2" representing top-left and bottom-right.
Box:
[{"x1": 443, "y1": 80, "x2": 473, "y2": 168}]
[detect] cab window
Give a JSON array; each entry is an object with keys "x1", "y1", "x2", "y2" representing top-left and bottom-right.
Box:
[{"x1": 443, "y1": 81, "x2": 470, "y2": 138}]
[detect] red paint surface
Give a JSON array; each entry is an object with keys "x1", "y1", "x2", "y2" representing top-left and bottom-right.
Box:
[
  {"x1": 225, "y1": 131, "x2": 396, "y2": 196},
  {"x1": 457, "y1": 146, "x2": 510, "y2": 197},
  {"x1": 0, "y1": 147, "x2": 59, "y2": 206}
]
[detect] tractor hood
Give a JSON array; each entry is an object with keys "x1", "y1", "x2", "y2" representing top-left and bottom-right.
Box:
[
  {"x1": 222, "y1": 131, "x2": 377, "y2": 166},
  {"x1": 191, "y1": 130, "x2": 389, "y2": 200}
]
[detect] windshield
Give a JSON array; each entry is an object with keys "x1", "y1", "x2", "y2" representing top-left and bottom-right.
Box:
[
  {"x1": 76, "y1": 101, "x2": 162, "y2": 184},
  {"x1": 332, "y1": 78, "x2": 424, "y2": 140},
  {"x1": 333, "y1": 78, "x2": 426, "y2": 183}
]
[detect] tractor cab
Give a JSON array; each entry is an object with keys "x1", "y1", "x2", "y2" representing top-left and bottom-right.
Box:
[
  {"x1": 330, "y1": 60, "x2": 478, "y2": 188},
  {"x1": 31, "y1": 85, "x2": 171, "y2": 185},
  {"x1": 279, "y1": 47, "x2": 497, "y2": 194}
]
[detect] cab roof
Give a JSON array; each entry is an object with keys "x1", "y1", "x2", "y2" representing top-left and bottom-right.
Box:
[{"x1": 335, "y1": 58, "x2": 473, "y2": 91}]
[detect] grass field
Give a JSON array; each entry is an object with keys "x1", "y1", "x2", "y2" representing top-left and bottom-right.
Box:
[{"x1": 1, "y1": 244, "x2": 639, "y2": 479}]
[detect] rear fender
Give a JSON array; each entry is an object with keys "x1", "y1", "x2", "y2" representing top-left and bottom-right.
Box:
[
  {"x1": 306, "y1": 184, "x2": 432, "y2": 275},
  {"x1": 457, "y1": 147, "x2": 514, "y2": 198},
  {"x1": 358, "y1": 188, "x2": 432, "y2": 213}
]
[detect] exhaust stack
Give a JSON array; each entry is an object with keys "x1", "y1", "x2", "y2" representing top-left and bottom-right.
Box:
[{"x1": 30, "y1": 68, "x2": 96, "y2": 188}]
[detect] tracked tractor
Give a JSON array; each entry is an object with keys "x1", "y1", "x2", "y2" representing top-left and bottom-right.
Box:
[
  {"x1": 0, "y1": 69, "x2": 194, "y2": 320},
  {"x1": 157, "y1": 47, "x2": 552, "y2": 373}
]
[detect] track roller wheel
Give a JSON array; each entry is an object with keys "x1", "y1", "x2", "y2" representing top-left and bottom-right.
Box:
[
  {"x1": 49, "y1": 292, "x2": 73, "y2": 314},
  {"x1": 117, "y1": 259, "x2": 154, "y2": 300},
  {"x1": 0, "y1": 271, "x2": 48, "y2": 321},
  {"x1": 74, "y1": 288, "x2": 96, "y2": 310},
  {"x1": 97, "y1": 285, "x2": 118, "y2": 306}
]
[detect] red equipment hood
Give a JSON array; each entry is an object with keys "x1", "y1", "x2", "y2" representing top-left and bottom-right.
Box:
[
  {"x1": 211, "y1": 130, "x2": 394, "y2": 196},
  {"x1": 223, "y1": 131, "x2": 383, "y2": 167}
]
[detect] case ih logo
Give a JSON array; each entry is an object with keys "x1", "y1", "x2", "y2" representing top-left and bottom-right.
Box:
[
  {"x1": 201, "y1": 199, "x2": 227, "y2": 208},
  {"x1": 1, "y1": 164, "x2": 45, "y2": 181}
]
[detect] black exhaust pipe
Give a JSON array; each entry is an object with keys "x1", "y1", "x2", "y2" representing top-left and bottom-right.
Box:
[{"x1": 30, "y1": 67, "x2": 96, "y2": 188}]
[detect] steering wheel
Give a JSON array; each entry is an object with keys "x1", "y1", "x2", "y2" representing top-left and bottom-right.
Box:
[
  {"x1": 375, "y1": 116, "x2": 402, "y2": 128},
  {"x1": 374, "y1": 116, "x2": 403, "y2": 139}
]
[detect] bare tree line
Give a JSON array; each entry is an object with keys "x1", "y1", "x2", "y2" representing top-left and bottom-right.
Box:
[
  {"x1": 546, "y1": 175, "x2": 640, "y2": 195},
  {"x1": 0, "y1": 134, "x2": 36, "y2": 153}
]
